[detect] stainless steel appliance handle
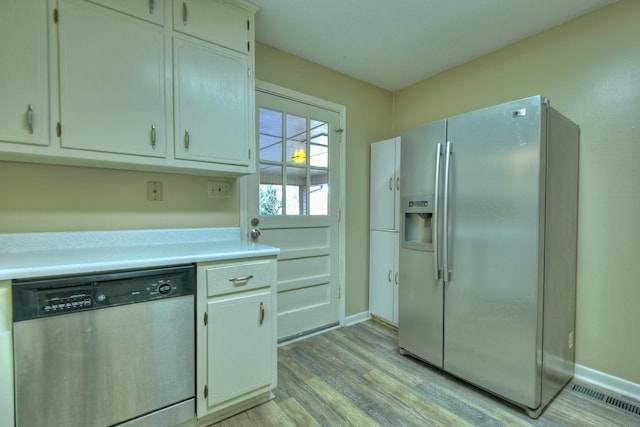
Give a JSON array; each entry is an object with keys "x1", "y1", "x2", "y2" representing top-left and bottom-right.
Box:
[
  {"x1": 433, "y1": 143, "x2": 442, "y2": 280},
  {"x1": 442, "y1": 141, "x2": 452, "y2": 282}
]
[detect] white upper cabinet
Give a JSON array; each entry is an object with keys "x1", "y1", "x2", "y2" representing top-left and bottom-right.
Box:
[
  {"x1": 173, "y1": 37, "x2": 250, "y2": 167},
  {"x1": 173, "y1": 0, "x2": 249, "y2": 53},
  {"x1": 85, "y1": 0, "x2": 165, "y2": 25},
  {"x1": 58, "y1": 0, "x2": 166, "y2": 158},
  {"x1": 370, "y1": 137, "x2": 400, "y2": 231},
  {"x1": 0, "y1": 0, "x2": 49, "y2": 147},
  {"x1": 0, "y1": 0, "x2": 256, "y2": 176}
]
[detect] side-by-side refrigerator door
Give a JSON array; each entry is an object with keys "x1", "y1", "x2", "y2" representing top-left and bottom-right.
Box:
[
  {"x1": 442, "y1": 96, "x2": 544, "y2": 409},
  {"x1": 398, "y1": 119, "x2": 446, "y2": 368}
]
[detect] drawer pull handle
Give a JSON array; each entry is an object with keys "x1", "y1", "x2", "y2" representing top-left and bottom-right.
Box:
[{"x1": 229, "y1": 275, "x2": 253, "y2": 284}]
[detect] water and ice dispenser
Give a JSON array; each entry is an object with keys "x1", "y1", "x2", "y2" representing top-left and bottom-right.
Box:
[{"x1": 402, "y1": 195, "x2": 434, "y2": 251}]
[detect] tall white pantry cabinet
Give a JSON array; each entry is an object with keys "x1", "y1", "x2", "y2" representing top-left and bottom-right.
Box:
[{"x1": 369, "y1": 137, "x2": 401, "y2": 325}]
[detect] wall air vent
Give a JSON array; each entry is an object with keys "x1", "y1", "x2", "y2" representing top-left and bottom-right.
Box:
[{"x1": 569, "y1": 382, "x2": 640, "y2": 417}]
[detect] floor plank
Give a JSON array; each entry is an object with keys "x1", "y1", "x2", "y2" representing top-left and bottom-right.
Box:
[{"x1": 213, "y1": 320, "x2": 640, "y2": 426}]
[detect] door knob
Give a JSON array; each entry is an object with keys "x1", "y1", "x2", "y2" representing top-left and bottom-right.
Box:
[{"x1": 250, "y1": 228, "x2": 261, "y2": 239}]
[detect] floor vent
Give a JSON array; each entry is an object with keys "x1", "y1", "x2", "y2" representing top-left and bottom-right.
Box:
[{"x1": 569, "y1": 382, "x2": 640, "y2": 417}]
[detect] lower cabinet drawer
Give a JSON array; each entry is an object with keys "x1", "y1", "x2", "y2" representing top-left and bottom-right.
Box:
[{"x1": 206, "y1": 260, "x2": 271, "y2": 296}]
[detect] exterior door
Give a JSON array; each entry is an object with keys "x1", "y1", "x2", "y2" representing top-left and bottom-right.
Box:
[{"x1": 246, "y1": 85, "x2": 343, "y2": 342}]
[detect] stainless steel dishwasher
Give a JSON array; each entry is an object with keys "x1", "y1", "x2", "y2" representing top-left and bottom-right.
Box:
[{"x1": 12, "y1": 265, "x2": 196, "y2": 427}]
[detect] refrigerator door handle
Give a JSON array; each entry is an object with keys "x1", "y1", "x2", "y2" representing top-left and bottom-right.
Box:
[
  {"x1": 433, "y1": 143, "x2": 443, "y2": 280},
  {"x1": 442, "y1": 141, "x2": 453, "y2": 282}
]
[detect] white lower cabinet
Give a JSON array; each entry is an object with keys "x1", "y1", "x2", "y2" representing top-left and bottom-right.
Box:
[
  {"x1": 196, "y1": 258, "x2": 277, "y2": 422},
  {"x1": 369, "y1": 230, "x2": 399, "y2": 324}
]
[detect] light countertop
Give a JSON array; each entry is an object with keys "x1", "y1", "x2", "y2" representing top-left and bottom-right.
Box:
[{"x1": 0, "y1": 227, "x2": 279, "y2": 280}]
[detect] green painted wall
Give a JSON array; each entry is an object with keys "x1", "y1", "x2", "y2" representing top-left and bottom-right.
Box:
[{"x1": 393, "y1": 0, "x2": 640, "y2": 384}]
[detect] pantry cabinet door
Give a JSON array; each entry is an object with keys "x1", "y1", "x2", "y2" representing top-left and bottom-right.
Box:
[
  {"x1": 58, "y1": 0, "x2": 166, "y2": 157},
  {"x1": 0, "y1": 0, "x2": 49, "y2": 146},
  {"x1": 173, "y1": 37, "x2": 250, "y2": 167}
]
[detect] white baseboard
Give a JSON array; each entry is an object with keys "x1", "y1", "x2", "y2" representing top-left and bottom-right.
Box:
[
  {"x1": 574, "y1": 364, "x2": 640, "y2": 401},
  {"x1": 344, "y1": 311, "x2": 371, "y2": 326}
]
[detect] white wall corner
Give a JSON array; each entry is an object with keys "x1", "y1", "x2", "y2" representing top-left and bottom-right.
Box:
[{"x1": 574, "y1": 364, "x2": 640, "y2": 402}]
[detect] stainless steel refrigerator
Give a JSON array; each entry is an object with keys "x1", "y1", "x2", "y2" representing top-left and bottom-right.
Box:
[{"x1": 398, "y1": 95, "x2": 579, "y2": 418}]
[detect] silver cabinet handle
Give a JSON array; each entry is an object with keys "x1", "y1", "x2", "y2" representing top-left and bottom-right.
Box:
[
  {"x1": 388, "y1": 177, "x2": 393, "y2": 190},
  {"x1": 394, "y1": 272, "x2": 399, "y2": 285},
  {"x1": 182, "y1": 2, "x2": 188, "y2": 25},
  {"x1": 149, "y1": 0, "x2": 154, "y2": 14},
  {"x1": 150, "y1": 124, "x2": 156, "y2": 149},
  {"x1": 396, "y1": 176, "x2": 400, "y2": 191},
  {"x1": 442, "y1": 141, "x2": 453, "y2": 283},
  {"x1": 184, "y1": 129, "x2": 190, "y2": 151},
  {"x1": 228, "y1": 275, "x2": 254, "y2": 284},
  {"x1": 259, "y1": 302, "x2": 265, "y2": 325},
  {"x1": 27, "y1": 104, "x2": 34, "y2": 134},
  {"x1": 433, "y1": 143, "x2": 442, "y2": 280},
  {"x1": 388, "y1": 270, "x2": 392, "y2": 283}
]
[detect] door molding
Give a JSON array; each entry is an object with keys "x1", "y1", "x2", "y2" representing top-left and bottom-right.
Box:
[{"x1": 240, "y1": 80, "x2": 347, "y2": 326}]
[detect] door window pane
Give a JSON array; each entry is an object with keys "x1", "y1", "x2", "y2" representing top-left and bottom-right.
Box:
[
  {"x1": 259, "y1": 108, "x2": 283, "y2": 162},
  {"x1": 286, "y1": 114, "x2": 307, "y2": 165},
  {"x1": 259, "y1": 164, "x2": 282, "y2": 215},
  {"x1": 286, "y1": 166, "x2": 307, "y2": 215},
  {"x1": 310, "y1": 169, "x2": 328, "y2": 215}
]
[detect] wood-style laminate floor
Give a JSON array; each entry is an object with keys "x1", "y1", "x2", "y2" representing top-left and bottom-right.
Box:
[{"x1": 213, "y1": 320, "x2": 639, "y2": 426}]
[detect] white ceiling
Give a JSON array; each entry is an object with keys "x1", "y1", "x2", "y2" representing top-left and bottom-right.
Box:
[{"x1": 250, "y1": 0, "x2": 617, "y2": 91}]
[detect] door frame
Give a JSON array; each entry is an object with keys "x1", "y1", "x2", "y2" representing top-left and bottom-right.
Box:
[{"x1": 240, "y1": 80, "x2": 347, "y2": 328}]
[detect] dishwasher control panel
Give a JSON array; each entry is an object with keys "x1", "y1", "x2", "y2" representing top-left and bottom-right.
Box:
[{"x1": 12, "y1": 265, "x2": 195, "y2": 322}]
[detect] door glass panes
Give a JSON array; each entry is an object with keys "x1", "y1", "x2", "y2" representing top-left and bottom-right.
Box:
[
  {"x1": 259, "y1": 164, "x2": 283, "y2": 215},
  {"x1": 286, "y1": 166, "x2": 307, "y2": 215},
  {"x1": 259, "y1": 106, "x2": 331, "y2": 217},
  {"x1": 310, "y1": 169, "x2": 328, "y2": 215},
  {"x1": 259, "y1": 108, "x2": 283, "y2": 162},
  {"x1": 286, "y1": 114, "x2": 307, "y2": 165},
  {"x1": 310, "y1": 119, "x2": 328, "y2": 167}
]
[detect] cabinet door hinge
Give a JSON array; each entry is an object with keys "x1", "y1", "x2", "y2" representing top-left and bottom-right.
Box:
[
  {"x1": 338, "y1": 286, "x2": 341, "y2": 299},
  {"x1": 53, "y1": 8, "x2": 59, "y2": 24},
  {"x1": 247, "y1": 41, "x2": 250, "y2": 53},
  {"x1": 248, "y1": 148, "x2": 251, "y2": 160},
  {"x1": 203, "y1": 312, "x2": 208, "y2": 326},
  {"x1": 56, "y1": 122, "x2": 61, "y2": 137},
  {"x1": 204, "y1": 385, "x2": 208, "y2": 400}
]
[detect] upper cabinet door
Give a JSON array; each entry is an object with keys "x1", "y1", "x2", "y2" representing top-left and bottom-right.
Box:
[
  {"x1": 173, "y1": 37, "x2": 250, "y2": 167},
  {"x1": 173, "y1": 0, "x2": 249, "y2": 53},
  {"x1": 0, "y1": 0, "x2": 49, "y2": 146},
  {"x1": 370, "y1": 138, "x2": 400, "y2": 231},
  {"x1": 85, "y1": 0, "x2": 165, "y2": 25},
  {"x1": 58, "y1": 0, "x2": 166, "y2": 158}
]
